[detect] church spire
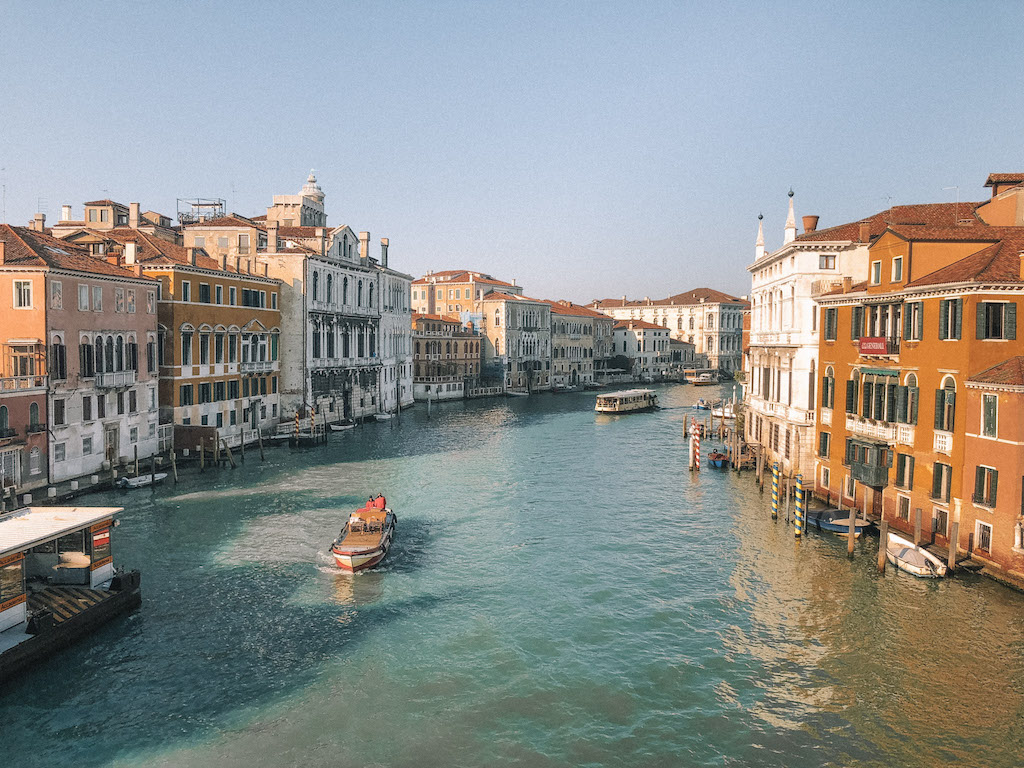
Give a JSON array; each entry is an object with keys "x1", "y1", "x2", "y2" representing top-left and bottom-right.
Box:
[
  {"x1": 755, "y1": 213, "x2": 765, "y2": 260},
  {"x1": 784, "y1": 188, "x2": 796, "y2": 244}
]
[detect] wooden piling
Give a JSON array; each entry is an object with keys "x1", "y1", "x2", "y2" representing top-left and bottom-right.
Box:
[
  {"x1": 240, "y1": 433, "x2": 245, "y2": 462},
  {"x1": 171, "y1": 450, "x2": 178, "y2": 483},
  {"x1": 214, "y1": 434, "x2": 221, "y2": 465},
  {"x1": 914, "y1": 508, "x2": 922, "y2": 547},
  {"x1": 150, "y1": 455, "x2": 156, "y2": 488},
  {"x1": 258, "y1": 429, "x2": 265, "y2": 461},
  {"x1": 199, "y1": 442, "x2": 205, "y2": 472},
  {"x1": 848, "y1": 489, "x2": 859, "y2": 556},
  {"x1": 877, "y1": 519, "x2": 888, "y2": 573},
  {"x1": 948, "y1": 521, "x2": 959, "y2": 572},
  {"x1": 222, "y1": 439, "x2": 237, "y2": 469},
  {"x1": 134, "y1": 445, "x2": 139, "y2": 476}
]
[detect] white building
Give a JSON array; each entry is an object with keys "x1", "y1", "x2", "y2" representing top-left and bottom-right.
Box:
[
  {"x1": 477, "y1": 292, "x2": 552, "y2": 392},
  {"x1": 745, "y1": 192, "x2": 874, "y2": 474},
  {"x1": 376, "y1": 238, "x2": 414, "y2": 414},
  {"x1": 591, "y1": 288, "x2": 747, "y2": 373},
  {"x1": 612, "y1": 320, "x2": 672, "y2": 381}
]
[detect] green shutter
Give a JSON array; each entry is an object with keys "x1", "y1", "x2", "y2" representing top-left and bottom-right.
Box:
[
  {"x1": 934, "y1": 389, "x2": 944, "y2": 429},
  {"x1": 1006, "y1": 302, "x2": 1016, "y2": 340},
  {"x1": 903, "y1": 305, "x2": 912, "y2": 339},
  {"x1": 939, "y1": 299, "x2": 949, "y2": 340},
  {"x1": 977, "y1": 301, "x2": 987, "y2": 339},
  {"x1": 896, "y1": 456, "x2": 905, "y2": 487},
  {"x1": 863, "y1": 381, "x2": 873, "y2": 416},
  {"x1": 851, "y1": 306, "x2": 862, "y2": 340},
  {"x1": 909, "y1": 387, "x2": 919, "y2": 425},
  {"x1": 953, "y1": 299, "x2": 962, "y2": 339},
  {"x1": 886, "y1": 383, "x2": 897, "y2": 422},
  {"x1": 845, "y1": 380, "x2": 855, "y2": 413},
  {"x1": 874, "y1": 383, "x2": 885, "y2": 419},
  {"x1": 947, "y1": 389, "x2": 956, "y2": 426},
  {"x1": 896, "y1": 385, "x2": 908, "y2": 423},
  {"x1": 819, "y1": 431, "x2": 827, "y2": 456},
  {"x1": 908, "y1": 456, "x2": 915, "y2": 488},
  {"x1": 974, "y1": 466, "x2": 984, "y2": 504},
  {"x1": 915, "y1": 302, "x2": 923, "y2": 340},
  {"x1": 991, "y1": 469, "x2": 999, "y2": 506},
  {"x1": 932, "y1": 465, "x2": 942, "y2": 498}
]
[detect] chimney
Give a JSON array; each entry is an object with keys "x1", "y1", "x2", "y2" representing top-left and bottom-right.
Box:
[
  {"x1": 1019, "y1": 252, "x2": 1024, "y2": 281},
  {"x1": 33, "y1": 213, "x2": 45, "y2": 232},
  {"x1": 221, "y1": 254, "x2": 228, "y2": 270},
  {"x1": 134, "y1": 263, "x2": 143, "y2": 277},
  {"x1": 234, "y1": 256, "x2": 241, "y2": 273},
  {"x1": 129, "y1": 202, "x2": 140, "y2": 229},
  {"x1": 842, "y1": 276, "x2": 853, "y2": 293},
  {"x1": 267, "y1": 221, "x2": 279, "y2": 251},
  {"x1": 802, "y1": 215, "x2": 819, "y2": 233},
  {"x1": 380, "y1": 237, "x2": 389, "y2": 268},
  {"x1": 61, "y1": 205, "x2": 72, "y2": 222},
  {"x1": 263, "y1": 263, "x2": 269, "y2": 277},
  {"x1": 359, "y1": 231, "x2": 370, "y2": 265},
  {"x1": 317, "y1": 227, "x2": 326, "y2": 256},
  {"x1": 859, "y1": 222, "x2": 871, "y2": 243},
  {"x1": 106, "y1": 254, "x2": 120, "y2": 266},
  {"x1": 186, "y1": 247, "x2": 197, "y2": 266},
  {"x1": 0, "y1": 241, "x2": 5, "y2": 264},
  {"x1": 124, "y1": 242, "x2": 137, "y2": 265},
  {"x1": 622, "y1": 295, "x2": 626, "y2": 306}
]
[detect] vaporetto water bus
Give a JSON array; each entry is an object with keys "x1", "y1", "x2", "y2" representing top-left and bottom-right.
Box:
[{"x1": 594, "y1": 389, "x2": 658, "y2": 414}]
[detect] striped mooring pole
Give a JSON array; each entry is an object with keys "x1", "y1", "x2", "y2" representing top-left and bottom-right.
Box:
[
  {"x1": 694, "y1": 423, "x2": 701, "y2": 472},
  {"x1": 794, "y1": 473, "x2": 804, "y2": 537},
  {"x1": 771, "y1": 462, "x2": 779, "y2": 520}
]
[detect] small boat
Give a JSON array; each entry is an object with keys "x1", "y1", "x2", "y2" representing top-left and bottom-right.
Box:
[
  {"x1": 374, "y1": 413, "x2": 394, "y2": 422},
  {"x1": 711, "y1": 402, "x2": 735, "y2": 419},
  {"x1": 506, "y1": 390, "x2": 529, "y2": 397},
  {"x1": 805, "y1": 508, "x2": 871, "y2": 537},
  {"x1": 583, "y1": 382, "x2": 604, "y2": 390},
  {"x1": 329, "y1": 422, "x2": 355, "y2": 432},
  {"x1": 116, "y1": 472, "x2": 168, "y2": 489},
  {"x1": 331, "y1": 497, "x2": 397, "y2": 573},
  {"x1": 886, "y1": 532, "x2": 947, "y2": 578},
  {"x1": 692, "y1": 372, "x2": 718, "y2": 386},
  {"x1": 266, "y1": 432, "x2": 292, "y2": 443},
  {"x1": 693, "y1": 398, "x2": 711, "y2": 410},
  {"x1": 707, "y1": 451, "x2": 729, "y2": 468},
  {"x1": 595, "y1": 389, "x2": 658, "y2": 414}
]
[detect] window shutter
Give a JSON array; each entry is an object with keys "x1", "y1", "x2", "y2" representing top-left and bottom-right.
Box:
[
  {"x1": 977, "y1": 301, "x2": 987, "y2": 339},
  {"x1": 947, "y1": 389, "x2": 956, "y2": 426},
  {"x1": 939, "y1": 299, "x2": 949, "y2": 339},
  {"x1": 874, "y1": 382, "x2": 884, "y2": 419},
  {"x1": 862, "y1": 381, "x2": 873, "y2": 416},
  {"x1": 934, "y1": 389, "x2": 944, "y2": 429},
  {"x1": 903, "y1": 305, "x2": 912, "y2": 339},
  {"x1": 821, "y1": 377, "x2": 828, "y2": 408},
  {"x1": 896, "y1": 456, "x2": 905, "y2": 487},
  {"x1": 909, "y1": 387, "x2": 919, "y2": 425},
  {"x1": 819, "y1": 431, "x2": 827, "y2": 456},
  {"x1": 915, "y1": 302, "x2": 923, "y2": 340},
  {"x1": 851, "y1": 307, "x2": 861, "y2": 340},
  {"x1": 953, "y1": 299, "x2": 963, "y2": 339},
  {"x1": 908, "y1": 456, "x2": 914, "y2": 488},
  {"x1": 896, "y1": 385, "x2": 908, "y2": 423},
  {"x1": 886, "y1": 383, "x2": 897, "y2": 422},
  {"x1": 974, "y1": 466, "x2": 984, "y2": 504},
  {"x1": 1006, "y1": 302, "x2": 1016, "y2": 340},
  {"x1": 845, "y1": 380, "x2": 855, "y2": 413},
  {"x1": 932, "y1": 466, "x2": 941, "y2": 499}
]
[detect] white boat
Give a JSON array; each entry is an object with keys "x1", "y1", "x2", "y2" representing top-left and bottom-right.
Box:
[
  {"x1": 886, "y1": 532, "x2": 947, "y2": 578},
  {"x1": 329, "y1": 422, "x2": 355, "y2": 432},
  {"x1": 692, "y1": 372, "x2": 718, "y2": 386},
  {"x1": 374, "y1": 413, "x2": 394, "y2": 422},
  {"x1": 330, "y1": 499, "x2": 397, "y2": 572},
  {"x1": 117, "y1": 472, "x2": 168, "y2": 489},
  {"x1": 595, "y1": 389, "x2": 658, "y2": 414},
  {"x1": 711, "y1": 402, "x2": 736, "y2": 419},
  {"x1": 506, "y1": 390, "x2": 529, "y2": 397}
]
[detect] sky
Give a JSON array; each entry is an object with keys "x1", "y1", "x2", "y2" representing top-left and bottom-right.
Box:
[{"x1": 2, "y1": 1, "x2": 1022, "y2": 302}]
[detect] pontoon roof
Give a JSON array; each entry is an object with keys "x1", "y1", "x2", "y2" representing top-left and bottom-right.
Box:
[
  {"x1": 600, "y1": 389, "x2": 655, "y2": 398},
  {"x1": 0, "y1": 507, "x2": 122, "y2": 558}
]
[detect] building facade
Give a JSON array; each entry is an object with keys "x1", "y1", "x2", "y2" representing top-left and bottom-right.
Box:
[
  {"x1": 612, "y1": 320, "x2": 672, "y2": 381},
  {"x1": 544, "y1": 301, "x2": 611, "y2": 388},
  {"x1": 412, "y1": 270, "x2": 523, "y2": 316},
  {"x1": 477, "y1": 292, "x2": 551, "y2": 392},
  {"x1": 412, "y1": 313, "x2": 482, "y2": 401}
]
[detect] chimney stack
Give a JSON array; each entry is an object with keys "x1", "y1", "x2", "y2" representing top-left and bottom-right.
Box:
[
  {"x1": 33, "y1": 213, "x2": 45, "y2": 232},
  {"x1": 234, "y1": 256, "x2": 241, "y2": 273},
  {"x1": 1019, "y1": 252, "x2": 1024, "y2": 281},
  {"x1": 380, "y1": 237, "x2": 389, "y2": 268},
  {"x1": 129, "y1": 202, "x2": 140, "y2": 229},
  {"x1": 317, "y1": 227, "x2": 326, "y2": 256},
  {"x1": 61, "y1": 205, "x2": 72, "y2": 222},
  {"x1": 622, "y1": 295, "x2": 626, "y2": 306},
  {"x1": 842, "y1": 276, "x2": 853, "y2": 293},
  {"x1": 859, "y1": 222, "x2": 871, "y2": 243},
  {"x1": 0, "y1": 241, "x2": 5, "y2": 265},
  {"x1": 267, "y1": 221, "x2": 279, "y2": 252},
  {"x1": 221, "y1": 254, "x2": 228, "y2": 270},
  {"x1": 186, "y1": 247, "x2": 197, "y2": 266},
  {"x1": 124, "y1": 242, "x2": 137, "y2": 265},
  {"x1": 359, "y1": 231, "x2": 370, "y2": 265},
  {"x1": 802, "y1": 215, "x2": 819, "y2": 233}
]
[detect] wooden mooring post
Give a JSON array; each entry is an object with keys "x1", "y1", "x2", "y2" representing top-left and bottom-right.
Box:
[
  {"x1": 948, "y1": 521, "x2": 959, "y2": 573},
  {"x1": 258, "y1": 429, "x2": 265, "y2": 461},
  {"x1": 877, "y1": 519, "x2": 888, "y2": 573},
  {"x1": 134, "y1": 445, "x2": 139, "y2": 477},
  {"x1": 150, "y1": 455, "x2": 156, "y2": 489},
  {"x1": 240, "y1": 433, "x2": 245, "y2": 463},
  {"x1": 170, "y1": 450, "x2": 178, "y2": 483},
  {"x1": 914, "y1": 508, "x2": 922, "y2": 546},
  {"x1": 222, "y1": 439, "x2": 237, "y2": 469},
  {"x1": 199, "y1": 442, "x2": 205, "y2": 472}
]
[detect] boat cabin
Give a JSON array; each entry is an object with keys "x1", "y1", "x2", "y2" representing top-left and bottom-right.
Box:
[
  {"x1": 0, "y1": 506, "x2": 122, "y2": 634},
  {"x1": 595, "y1": 389, "x2": 657, "y2": 413}
]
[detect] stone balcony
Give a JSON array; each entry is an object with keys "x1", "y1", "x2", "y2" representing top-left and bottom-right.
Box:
[
  {"x1": 0, "y1": 375, "x2": 46, "y2": 393},
  {"x1": 94, "y1": 370, "x2": 136, "y2": 389},
  {"x1": 933, "y1": 430, "x2": 952, "y2": 455},
  {"x1": 240, "y1": 360, "x2": 274, "y2": 374},
  {"x1": 845, "y1": 414, "x2": 896, "y2": 442}
]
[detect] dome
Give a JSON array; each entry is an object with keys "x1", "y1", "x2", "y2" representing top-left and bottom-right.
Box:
[{"x1": 301, "y1": 170, "x2": 325, "y2": 202}]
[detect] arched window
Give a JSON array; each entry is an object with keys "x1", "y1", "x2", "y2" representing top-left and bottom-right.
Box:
[
  {"x1": 327, "y1": 274, "x2": 333, "y2": 303},
  {"x1": 822, "y1": 365, "x2": 835, "y2": 409},
  {"x1": 95, "y1": 336, "x2": 104, "y2": 374},
  {"x1": 446, "y1": 341, "x2": 451, "y2": 355},
  {"x1": 0, "y1": 406, "x2": 8, "y2": 432},
  {"x1": 368, "y1": 283, "x2": 374, "y2": 307},
  {"x1": 115, "y1": 336, "x2": 124, "y2": 371},
  {"x1": 689, "y1": 317, "x2": 694, "y2": 330},
  {"x1": 312, "y1": 271, "x2": 319, "y2": 301},
  {"x1": 29, "y1": 402, "x2": 39, "y2": 426},
  {"x1": 415, "y1": 341, "x2": 420, "y2": 355},
  {"x1": 357, "y1": 281, "x2": 363, "y2": 306},
  {"x1": 343, "y1": 276, "x2": 348, "y2": 304},
  {"x1": 708, "y1": 315, "x2": 714, "y2": 330},
  {"x1": 937, "y1": 376, "x2": 956, "y2": 431},
  {"x1": 105, "y1": 337, "x2": 115, "y2": 372}
]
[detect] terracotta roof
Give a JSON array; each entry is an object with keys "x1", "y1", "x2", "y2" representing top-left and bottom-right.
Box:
[
  {"x1": 819, "y1": 279, "x2": 869, "y2": 297},
  {"x1": 543, "y1": 300, "x2": 611, "y2": 319},
  {"x1": 83, "y1": 199, "x2": 124, "y2": 207},
  {"x1": 793, "y1": 203, "x2": 984, "y2": 244},
  {"x1": 614, "y1": 319, "x2": 668, "y2": 331},
  {"x1": 905, "y1": 233, "x2": 1024, "y2": 287},
  {"x1": 0, "y1": 225, "x2": 149, "y2": 279},
  {"x1": 413, "y1": 312, "x2": 461, "y2": 323},
  {"x1": 185, "y1": 215, "x2": 265, "y2": 231},
  {"x1": 985, "y1": 174, "x2": 1024, "y2": 187},
  {"x1": 592, "y1": 287, "x2": 746, "y2": 309},
  {"x1": 413, "y1": 270, "x2": 516, "y2": 288},
  {"x1": 98, "y1": 228, "x2": 231, "y2": 272},
  {"x1": 480, "y1": 290, "x2": 545, "y2": 303},
  {"x1": 277, "y1": 226, "x2": 327, "y2": 238},
  {"x1": 967, "y1": 357, "x2": 1024, "y2": 386}
]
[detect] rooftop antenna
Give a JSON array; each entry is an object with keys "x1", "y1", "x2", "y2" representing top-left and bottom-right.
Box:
[
  {"x1": 943, "y1": 186, "x2": 960, "y2": 224},
  {"x1": 1, "y1": 167, "x2": 5, "y2": 224}
]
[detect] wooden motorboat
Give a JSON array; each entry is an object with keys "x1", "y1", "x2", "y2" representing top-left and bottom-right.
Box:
[
  {"x1": 331, "y1": 498, "x2": 396, "y2": 573},
  {"x1": 805, "y1": 508, "x2": 872, "y2": 537},
  {"x1": 374, "y1": 413, "x2": 394, "y2": 422},
  {"x1": 595, "y1": 389, "x2": 658, "y2": 414},
  {"x1": 693, "y1": 398, "x2": 711, "y2": 410},
  {"x1": 506, "y1": 390, "x2": 529, "y2": 397},
  {"x1": 329, "y1": 422, "x2": 355, "y2": 432},
  {"x1": 886, "y1": 532, "x2": 947, "y2": 578},
  {"x1": 711, "y1": 402, "x2": 735, "y2": 419},
  {"x1": 707, "y1": 451, "x2": 729, "y2": 468},
  {"x1": 116, "y1": 472, "x2": 168, "y2": 490},
  {"x1": 692, "y1": 372, "x2": 718, "y2": 386}
]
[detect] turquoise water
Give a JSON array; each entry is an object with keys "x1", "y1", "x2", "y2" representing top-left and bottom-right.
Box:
[{"x1": 3, "y1": 384, "x2": 1024, "y2": 767}]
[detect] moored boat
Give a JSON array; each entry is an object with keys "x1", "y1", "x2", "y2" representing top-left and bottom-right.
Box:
[
  {"x1": 329, "y1": 422, "x2": 355, "y2": 432},
  {"x1": 692, "y1": 372, "x2": 718, "y2": 386},
  {"x1": 711, "y1": 402, "x2": 735, "y2": 419},
  {"x1": 117, "y1": 472, "x2": 168, "y2": 490},
  {"x1": 886, "y1": 532, "x2": 947, "y2": 578},
  {"x1": 805, "y1": 508, "x2": 872, "y2": 537},
  {"x1": 330, "y1": 497, "x2": 397, "y2": 573},
  {"x1": 595, "y1": 389, "x2": 658, "y2": 414},
  {"x1": 707, "y1": 451, "x2": 729, "y2": 468},
  {"x1": 693, "y1": 398, "x2": 711, "y2": 410}
]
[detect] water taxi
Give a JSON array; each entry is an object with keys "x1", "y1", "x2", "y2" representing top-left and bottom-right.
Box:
[
  {"x1": 594, "y1": 389, "x2": 658, "y2": 414},
  {"x1": 330, "y1": 498, "x2": 397, "y2": 573}
]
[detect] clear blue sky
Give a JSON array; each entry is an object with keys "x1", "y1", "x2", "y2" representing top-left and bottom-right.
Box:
[{"x1": 2, "y1": 1, "x2": 1022, "y2": 302}]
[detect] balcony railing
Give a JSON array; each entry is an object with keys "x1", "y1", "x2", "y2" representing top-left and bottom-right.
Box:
[
  {"x1": 0, "y1": 375, "x2": 47, "y2": 392},
  {"x1": 821, "y1": 408, "x2": 832, "y2": 426},
  {"x1": 858, "y1": 336, "x2": 900, "y2": 356},
  {"x1": 241, "y1": 360, "x2": 274, "y2": 374},
  {"x1": 896, "y1": 424, "x2": 915, "y2": 446},
  {"x1": 845, "y1": 414, "x2": 896, "y2": 441},
  {"x1": 933, "y1": 430, "x2": 952, "y2": 455},
  {"x1": 26, "y1": 422, "x2": 47, "y2": 434},
  {"x1": 0, "y1": 427, "x2": 17, "y2": 438},
  {"x1": 94, "y1": 370, "x2": 136, "y2": 388}
]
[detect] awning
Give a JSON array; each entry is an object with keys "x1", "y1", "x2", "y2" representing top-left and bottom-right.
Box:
[
  {"x1": 0, "y1": 507, "x2": 123, "y2": 557},
  {"x1": 861, "y1": 368, "x2": 898, "y2": 377}
]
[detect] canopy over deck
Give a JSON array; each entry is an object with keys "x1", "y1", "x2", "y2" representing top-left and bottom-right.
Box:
[
  {"x1": 0, "y1": 507, "x2": 123, "y2": 558},
  {"x1": 600, "y1": 389, "x2": 655, "y2": 399}
]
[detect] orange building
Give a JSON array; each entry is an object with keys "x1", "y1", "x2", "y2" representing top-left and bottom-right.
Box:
[
  {"x1": 814, "y1": 177, "x2": 1024, "y2": 579},
  {"x1": 411, "y1": 313, "x2": 482, "y2": 400}
]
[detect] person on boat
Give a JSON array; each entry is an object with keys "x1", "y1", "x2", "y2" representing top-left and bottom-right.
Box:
[{"x1": 374, "y1": 495, "x2": 387, "y2": 509}]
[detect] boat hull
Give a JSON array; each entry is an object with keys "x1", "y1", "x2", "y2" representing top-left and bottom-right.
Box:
[
  {"x1": 332, "y1": 515, "x2": 395, "y2": 573},
  {"x1": 886, "y1": 532, "x2": 947, "y2": 578}
]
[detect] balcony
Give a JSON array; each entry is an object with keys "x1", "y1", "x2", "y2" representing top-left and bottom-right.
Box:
[
  {"x1": 26, "y1": 422, "x2": 47, "y2": 434},
  {"x1": 0, "y1": 375, "x2": 46, "y2": 392},
  {"x1": 0, "y1": 427, "x2": 16, "y2": 439},
  {"x1": 241, "y1": 360, "x2": 274, "y2": 374},
  {"x1": 821, "y1": 408, "x2": 832, "y2": 426},
  {"x1": 896, "y1": 424, "x2": 915, "y2": 446},
  {"x1": 94, "y1": 370, "x2": 136, "y2": 389},
  {"x1": 933, "y1": 430, "x2": 952, "y2": 455},
  {"x1": 858, "y1": 336, "x2": 900, "y2": 357},
  {"x1": 845, "y1": 414, "x2": 896, "y2": 442}
]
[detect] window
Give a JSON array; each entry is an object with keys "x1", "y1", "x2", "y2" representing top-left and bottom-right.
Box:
[
  {"x1": 976, "y1": 521, "x2": 993, "y2": 553},
  {"x1": 193, "y1": 236, "x2": 205, "y2": 248},
  {"x1": 82, "y1": 436, "x2": 92, "y2": 455},
  {"x1": 97, "y1": 395, "x2": 106, "y2": 418},
  {"x1": 50, "y1": 280, "x2": 62, "y2": 309},
  {"x1": 82, "y1": 395, "x2": 92, "y2": 421},
  {"x1": 903, "y1": 301, "x2": 923, "y2": 341},
  {"x1": 115, "y1": 288, "x2": 124, "y2": 313},
  {"x1": 938, "y1": 298, "x2": 962, "y2": 340},
  {"x1": 228, "y1": 379, "x2": 239, "y2": 400},
  {"x1": 215, "y1": 285, "x2": 223, "y2": 305},
  {"x1": 238, "y1": 234, "x2": 250, "y2": 254},
  {"x1": 50, "y1": 338, "x2": 67, "y2": 380},
  {"x1": 897, "y1": 494, "x2": 910, "y2": 521},
  {"x1": 117, "y1": 392, "x2": 125, "y2": 415},
  {"x1": 215, "y1": 333, "x2": 225, "y2": 364},
  {"x1": 100, "y1": 209, "x2": 109, "y2": 223},
  {"x1": 127, "y1": 289, "x2": 136, "y2": 313},
  {"x1": 88, "y1": 209, "x2": 97, "y2": 222},
  {"x1": 819, "y1": 254, "x2": 835, "y2": 270},
  {"x1": 181, "y1": 332, "x2": 193, "y2": 365},
  {"x1": 977, "y1": 301, "x2": 1017, "y2": 341},
  {"x1": 54, "y1": 398, "x2": 65, "y2": 426},
  {"x1": 891, "y1": 257, "x2": 903, "y2": 282},
  {"x1": 147, "y1": 291, "x2": 156, "y2": 313},
  {"x1": 934, "y1": 377, "x2": 956, "y2": 432},
  {"x1": 230, "y1": 286, "x2": 237, "y2": 306},
  {"x1": 895, "y1": 454, "x2": 914, "y2": 489},
  {"x1": 312, "y1": 272, "x2": 319, "y2": 300},
  {"x1": 870, "y1": 261, "x2": 881, "y2": 285},
  {"x1": 199, "y1": 283, "x2": 211, "y2": 303},
  {"x1": 181, "y1": 281, "x2": 191, "y2": 302},
  {"x1": 218, "y1": 236, "x2": 228, "y2": 249},
  {"x1": 54, "y1": 443, "x2": 66, "y2": 462},
  {"x1": 129, "y1": 390, "x2": 137, "y2": 413},
  {"x1": 200, "y1": 334, "x2": 210, "y2": 365},
  {"x1": 180, "y1": 384, "x2": 193, "y2": 406},
  {"x1": 823, "y1": 307, "x2": 837, "y2": 341},
  {"x1": 931, "y1": 462, "x2": 952, "y2": 502},
  {"x1": 130, "y1": 426, "x2": 138, "y2": 443},
  {"x1": 199, "y1": 383, "x2": 211, "y2": 404},
  {"x1": 934, "y1": 507, "x2": 949, "y2": 538},
  {"x1": 271, "y1": 292, "x2": 277, "y2": 309},
  {"x1": 982, "y1": 393, "x2": 998, "y2": 438},
  {"x1": 973, "y1": 466, "x2": 998, "y2": 507},
  {"x1": 818, "y1": 431, "x2": 831, "y2": 458},
  {"x1": 13, "y1": 280, "x2": 32, "y2": 308},
  {"x1": 79, "y1": 284, "x2": 89, "y2": 310},
  {"x1": 93, "y1": 286, "x2": 103, "y2": 311}
]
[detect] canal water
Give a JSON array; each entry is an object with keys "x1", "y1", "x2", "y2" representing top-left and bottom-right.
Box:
[{"x1": 3, "y1": 383, "x2": 1024, "y2": 768}]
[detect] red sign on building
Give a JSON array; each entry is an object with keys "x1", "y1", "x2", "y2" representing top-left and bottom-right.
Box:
[{"x1": 859, "y1": 337, "x2": 888, "y2": 354}]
